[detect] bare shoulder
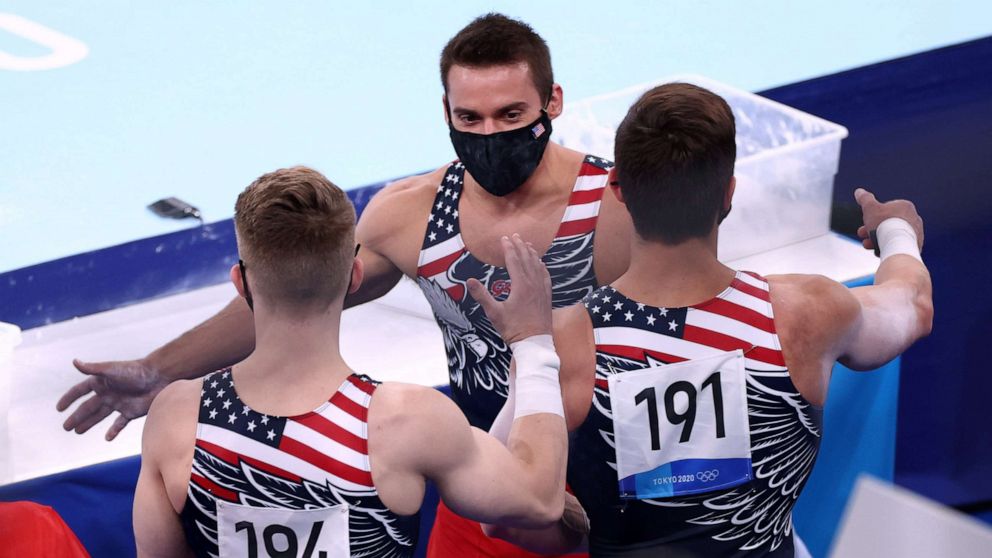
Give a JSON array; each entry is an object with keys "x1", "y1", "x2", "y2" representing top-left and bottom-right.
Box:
[
  {"x1": 767, "y1": 273, "x2": 859, "y2": 324},
  {"x1": 766, "y1": 274, "x2": 860, "y2": 379},
  {"x1": 359, "y1": 167, "x2": 447, "y2": 227},
  {"x1": 368, "y1": 382, "x2": 471, "y2": 471},
  {"x1": 143, "y1": 379, "x2": 201, "y2": 458},
  {"x1": 356, "y1": 166, "x2": 449, "y2": 274}
]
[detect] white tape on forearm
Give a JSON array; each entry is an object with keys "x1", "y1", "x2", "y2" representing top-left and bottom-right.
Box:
[
  {"x1": 488, "y1": 373, "x2": 515, "y2": 444},
  {"x1": 509, "y1": 334, "x2": 563, "y2": 419},
  {"x1": 877, "y1": 217, "x2": 922, "y2": 263}
]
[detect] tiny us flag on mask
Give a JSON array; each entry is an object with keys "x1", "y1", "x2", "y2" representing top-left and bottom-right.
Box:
[{"x1": 531, "y1": 122, "x2": 546, "y2": 139}]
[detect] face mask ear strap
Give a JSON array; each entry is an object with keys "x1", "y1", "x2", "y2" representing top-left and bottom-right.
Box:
[
  {"x1": 238, "y1": 259, "x2": 254, "y2": 311},
  {"x1": 346, "y1": 244, "x2": 361, "y2": 295},
  {"x1": 718, "y1": 204, "x2": 732, "y2": 225}
]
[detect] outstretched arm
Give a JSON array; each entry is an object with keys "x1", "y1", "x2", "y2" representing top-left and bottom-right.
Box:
[
  {"x1": 839, "y1": 188, "x2": 933, "y2": 369},
  {"x1": 57, "y1": 190, "x2": 407, "y2": 441}
]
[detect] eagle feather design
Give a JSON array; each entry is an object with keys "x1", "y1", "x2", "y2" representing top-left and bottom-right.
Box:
[{"x1": 592, "y1": 350, "x2": 821, "y2": 553}]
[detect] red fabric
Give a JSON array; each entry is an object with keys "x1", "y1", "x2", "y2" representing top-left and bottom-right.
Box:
[
  {"x1": 0, "y1": 501, "x2": 91, "y2": 557},
  {"x1": 427, "y1": 500, "x2": 587, "y2": 558}
]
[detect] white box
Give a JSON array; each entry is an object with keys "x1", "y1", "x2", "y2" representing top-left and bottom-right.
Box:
[
  {"x1": 552, "y1": 74, "x2": 849, "y2": 261},
  {"x1": 0, "y1": 321, "x2": 22, "y2": 480}
]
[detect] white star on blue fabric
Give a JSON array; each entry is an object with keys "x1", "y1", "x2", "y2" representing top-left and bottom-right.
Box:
[
  {"x1": 646, "y1": 314, "x2": 657, "y2": 325},
  {"x1": 668, "y1": 320, "x2": 679, "y2": 331}
]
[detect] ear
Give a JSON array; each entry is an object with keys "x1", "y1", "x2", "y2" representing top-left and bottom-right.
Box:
[
  {"x1": 608, "y1": 167, "x2": 624, "y2": 204},
  {"x1": 724, "y1": 176, "x2": 736, "y2": 210},
  {"x1": 230, "y1": 264, "x2": 246, "y2": 298},
  {"x1": 348, "y1": 256, "x2": 365, "y2": 296},
  {"x1": 546, "y1": 83, "x2": 564, "y2": 119}
]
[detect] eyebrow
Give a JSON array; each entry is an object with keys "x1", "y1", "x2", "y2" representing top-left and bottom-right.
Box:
[{"x1": 451, "y1": 101, "x2": 530, "y2": 115}]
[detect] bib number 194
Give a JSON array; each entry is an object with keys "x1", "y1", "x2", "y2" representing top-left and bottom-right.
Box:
[
  {"x1": 234, "y1": 520, "x2": 329, "y2": 558},
  {"x1": 217, "y1": 501, "x2": 350, "y2": 558}
]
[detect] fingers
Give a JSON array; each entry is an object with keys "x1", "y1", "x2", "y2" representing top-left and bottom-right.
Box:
[
  {"x1": 467, "y1": 277, "x2": 499, "y2": 318},
  {"x1": 106, "y1": 415, "x2": 131, "y2": 441},
  {"x1": 501, "y1": 235, "x2": 524, "y2": 280},
  {"x1": 63, "y1": 395, "x2": 113, "y2": 434},
  {"x1": 72, "y1": 358, "x2": 111, "y2": 376},
  {"x1": 854, "y1": 188, "x2": 878, "y2": 208},
  {"x1": 56, "y1": 378, "x2": 96, "y2": 411}
]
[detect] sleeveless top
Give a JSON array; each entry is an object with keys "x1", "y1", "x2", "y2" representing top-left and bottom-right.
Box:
[
  {"x1": 180, "y1": 369, "x2": 419, "y2": 558},
  {"x1": 568, "y1": 273, "x2": 823, "y2": 557},
  {"x1": 416, "y1": 155, "x2": 613, "y2": 430}
]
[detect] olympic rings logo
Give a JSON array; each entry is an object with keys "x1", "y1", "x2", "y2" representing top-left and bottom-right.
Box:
[{"x1": 696, "y1": 469, "x2": 720, "y2": 483}]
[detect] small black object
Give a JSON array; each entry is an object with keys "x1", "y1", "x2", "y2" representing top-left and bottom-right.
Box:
[
  {"x1": 869, "y1": 229, "x2": 880, "y2": 257},
  {"x1": 148, "y1": 197, "x2": 203, "y2": 224}
]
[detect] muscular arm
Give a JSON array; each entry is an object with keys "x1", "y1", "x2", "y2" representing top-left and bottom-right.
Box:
[
  {"x1": 482, "y1": 304, "x2": 596, "y2": 553},
  {"x1": 839, "y1": 189, "x2": 933, "y2": 369},
  {"x1": 58, "y1": 172, "x2": 439, "y2": 440},
  {"x1": 133, "y1": 381, "x2": 198, "y2": 558},
  {"x1": 839, "y1": 254, "x2": 932, "y2": 370},
  {"x1": 378, "y1": 384, "x2": 568, "y2": 528}
]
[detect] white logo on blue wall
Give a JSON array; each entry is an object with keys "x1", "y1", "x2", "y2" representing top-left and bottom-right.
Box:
[{"x1": 0, "y1": 14, "x2": 89, "y2": 71}]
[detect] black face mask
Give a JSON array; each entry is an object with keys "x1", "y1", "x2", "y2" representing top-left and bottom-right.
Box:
[{"x1": 448, "y1": 110, "x2": 553, "y2": 197}]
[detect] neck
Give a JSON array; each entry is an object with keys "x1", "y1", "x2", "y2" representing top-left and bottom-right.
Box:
[
  {"x1": 235, "y1": 302, "x2": 352, "y2": 405},
  {"x1": 613, "y1": 230, "x2": 736, "y2": 308}
]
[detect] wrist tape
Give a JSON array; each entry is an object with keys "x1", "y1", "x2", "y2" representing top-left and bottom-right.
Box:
[
  {"x1": 509, "y1": 334, "x2": 563, "y2": 419},
  {"x1": 873, "y1": 218, "x2": 922, "y2": 263}
]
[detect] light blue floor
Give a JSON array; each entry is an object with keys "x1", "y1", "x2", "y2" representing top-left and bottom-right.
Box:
[{"x1": 2, "y1": 1, "x2": 990, "y2": 273}]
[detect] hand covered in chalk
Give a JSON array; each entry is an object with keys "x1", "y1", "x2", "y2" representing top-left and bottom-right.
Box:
[
  {"x1": 854, "y1": 188, "x2": 925, "y2": 252},
  {"x1": 467, "y1": 234, "x2": 552, "y2": 345},
  {"x1": 56, "y1": 358, "x2": 169, "y2": 441}
]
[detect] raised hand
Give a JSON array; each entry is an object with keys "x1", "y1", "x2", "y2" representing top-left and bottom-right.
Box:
[
  {"x1": 466, "y1": 234, "x2": 552, "y2": 345},
  {"x1": 56, "y1": 358, "x2": 169, "y2": 440},
  {"x1": 855, "y1": 188, "x2": 925, "y2": 253}
]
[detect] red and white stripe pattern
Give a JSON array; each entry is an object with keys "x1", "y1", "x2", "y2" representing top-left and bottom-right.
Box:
[
  {"x1": 587, "y1": 271, "x2": 786, "y2": 391},
  {"x1": 190, "y1": 371, "x2": 377, "y2": 500},
  {"x1": 556, "y1": 156, "x2": 611, "y2": 238},
  {"x1": 417, "y1": 157, "x2": 611, "y2": 302}
]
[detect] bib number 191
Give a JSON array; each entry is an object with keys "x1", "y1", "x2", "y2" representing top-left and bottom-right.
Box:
[
  {"x1": 635, "y1": 371, "x2": 726, "y2": 450},
  {"x1": 608, "y1": 350, "x2": 752, "y2": 499}
]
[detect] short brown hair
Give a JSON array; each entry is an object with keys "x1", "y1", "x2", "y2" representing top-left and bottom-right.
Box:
[
  {"x1": 234, "y1": 166, "x2": 356, "y2": 313},
  {"x1": 614, "y1": 83, "x2": 736, "y2": 244},
  {"x1": 440, "y1": 13, "x2": 554, "y2": 105}
]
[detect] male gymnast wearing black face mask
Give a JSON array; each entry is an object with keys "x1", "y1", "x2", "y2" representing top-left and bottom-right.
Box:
[{"x1": 60, "y1": 12, "x2": 634, "y2": 558}]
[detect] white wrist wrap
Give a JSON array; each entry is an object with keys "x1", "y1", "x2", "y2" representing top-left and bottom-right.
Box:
[
  {"x1": 876, "y1": 218, "x2": 922, "y2": 263},
  {"x1": 509, "y1": 334, "x2": 563, "y2": 419}
]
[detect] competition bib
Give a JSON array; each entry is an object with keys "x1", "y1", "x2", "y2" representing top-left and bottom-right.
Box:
[
  {"x1": 608, "y1": 350, "x2": 752, "y2": 499},
  {"x1": 217, "y1": 501, "x2": 349, "y2": 558}
]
